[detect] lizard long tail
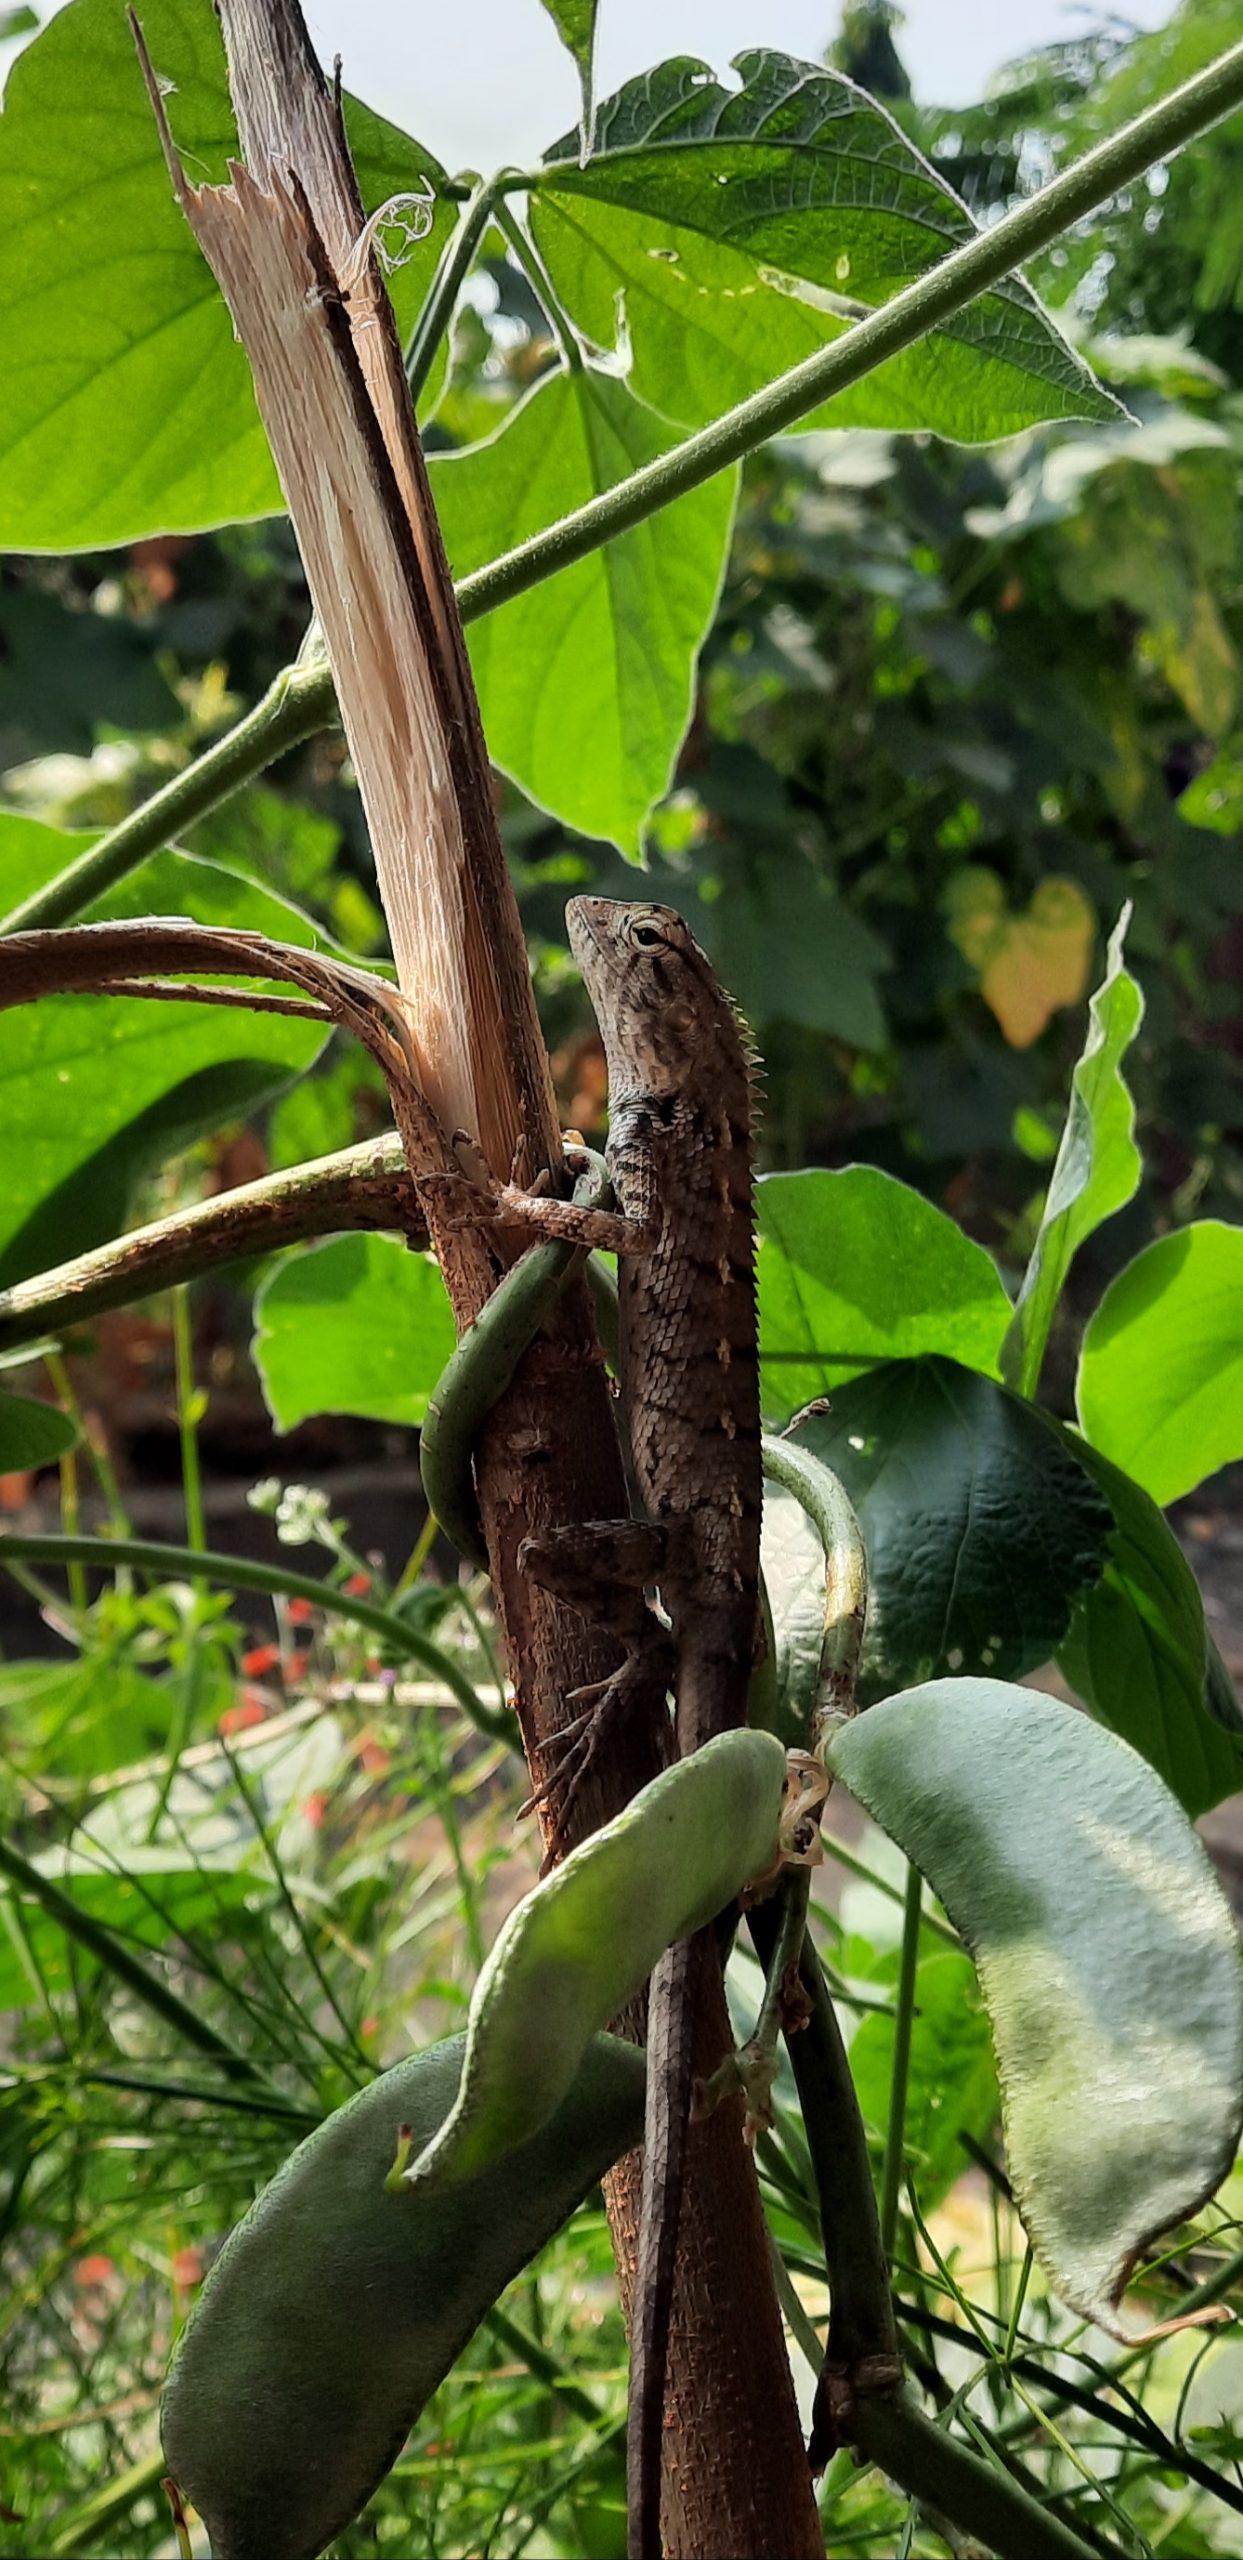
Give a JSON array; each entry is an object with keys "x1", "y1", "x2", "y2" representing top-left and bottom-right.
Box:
[{"x1": 627, "y1": 1926, "x2": 710, "y2": 2560}]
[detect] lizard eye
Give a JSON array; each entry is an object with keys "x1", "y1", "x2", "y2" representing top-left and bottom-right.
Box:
[{"x1": 631, "y1": 924, "x2": 663, "y2": 949}]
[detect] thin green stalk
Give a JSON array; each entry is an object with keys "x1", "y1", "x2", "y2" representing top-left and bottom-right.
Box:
[
  {"x1": 419, "y1": 1703, "x2": 486, "y2": 1972},
  {"x1": 221, "y1": 1742, "x2": 371, "y2": 2076},
  {"x1": 44, "y1": 1353, "x2": 87, "y2": 1616},
  {"x1": 495, "y1": 199, "x2": 583, "y2": 372},
  {"x1": 0, "y1": 1133, "x2": 417, "y2": 1356},
  {"x1": 484, "y1": 2301, "x2": 606, "y2": 2426},
  {"x1": 745, "y1": 1909, "x2": 897, "y2": 2383},
  {"x1": 172, "y1": 1284, "x2": 205, "y2": 1552},
  {"x1": 405, "y1": 171, "x2": 513, "y2": 402},
  {"x1": 455, "y1": 36, "x2": 1243, "y2": 625},
  {"x1": 391, "y1": 1506, "x2": 440, "y2": 1597},
  {"x1": 0, "y1": 653, "x2": 335, "y2": 937},
  {"x1": 746, "y1": 1914, "x2": 1109, "y2": 2558},
  {"x1": 854, "y1": 2392, "x2": 1115, "y2": 2560},
  {"x1": 47, "y1": 2450, "x2": 169, "y2": 2556},
  {"x1": 4, "y1": 42, "x2": 1240, "y2": 943},
  {"x1": 0, "y1": 1531, "x2": 515, "y2": 1744},
  {"x1": 896, "y1": 2296, "x2": 1243, "y2": 2523},
  {"x1": 881, "y1": 1862, "x2": 923, "y2": 2262},
  {"x1": 67, "y1": 2065, "x2": 315, "y2": 2123},
  {"x1": 827, "y1": 1834, "x2": 959, "y2": 1949}
]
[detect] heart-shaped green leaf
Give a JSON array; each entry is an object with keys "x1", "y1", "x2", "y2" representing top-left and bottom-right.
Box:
[
  {"x1": 0, "y1": 0, "x2": 448, "y2": 548},
  {"x1": 533, "y1": 52, "x2": 1118, "y2": 444},
  {"x1": 162, "y1": 2031, "x2": 646, "y2": 2560},
  {"x1": 757, "y1": 1166, "x2": 1010, "y2": 1421},
  {"x1": 430, "y1": 367, "x2": 737, "y2": 856},
  {"x1": 409, "y1": 1728, "x2": 786, "y2": 2190},
  {"x1": 829, "y1": 1676, "x2": 1243, "y2": 2332},
  {"x1": 1077, "y1": 1220, "x2": 1243, "y2": 1507},
  {"x1": 254, "y1": 1235, "x2": 456, "y2": 1431}
]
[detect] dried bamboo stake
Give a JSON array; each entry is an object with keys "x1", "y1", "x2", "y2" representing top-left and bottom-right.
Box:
[{"x1": 126, "y1": 8, "x2": 822, "y2": 2552}]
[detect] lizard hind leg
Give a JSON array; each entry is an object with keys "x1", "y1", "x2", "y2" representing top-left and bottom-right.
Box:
[{"x1": 518, "y1": 1519, "x2": 673, "y2": 1859}]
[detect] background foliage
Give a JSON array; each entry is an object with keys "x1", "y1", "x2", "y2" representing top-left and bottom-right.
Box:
[{"x1": 2, "y1": 0, "x2": 1243, "y2": 2552}]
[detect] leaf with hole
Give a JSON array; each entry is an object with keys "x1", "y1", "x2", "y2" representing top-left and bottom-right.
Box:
[
  {"x1": 162, "y1": 2031, "x2": 646, "y2": 2560},
  {"x1": 430, "y1": 366, "x2": 737, "y2": 856},
  {"x1": 533, "y1": 51, "x2": 1118, "y2": 445},
  {"x1": 829, "y1": 1676, "x2": 1243, "y2": 2333}
]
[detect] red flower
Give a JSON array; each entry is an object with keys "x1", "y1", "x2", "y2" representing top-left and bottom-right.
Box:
[
  {"x1": 302, "y1": 1790, "x2": 329, "y2": 1827},
  {"x1": 241, "y1": 1643, "x2": 281, "y2": 1677},
  {"x1": 171, "y1": 2246, "x2": 205, "y2": 2288},
  {"x1": 342, "y1": 1570, "x2": 372, "y2": 1597},
  {"x1": 74, "y1": 2254, "x2": 116, "y2": 2288},
  {"x1": 285, "y1": 1650, "x2": 310, "y2": 1682},
  {"x1": 219, "y1": 1696, "x2": 268, "y2": 1736},
  {"x1": 358, "y1": 1740, "x2": 391, "y2": 1777},
  {"x1": 285, "y1": 1597, "x2": 314, "y2": 1626}
]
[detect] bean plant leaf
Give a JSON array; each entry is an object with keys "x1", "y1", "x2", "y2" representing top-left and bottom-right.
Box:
[
  {"x1": 789, "y1": 1358, "x2": 1111, "y2": 1701},
  {"x1": 0, "y1": 1388, "x2": 76, "y2": 1472},
  {"x1": 1057, "y1": 1434, "x2": 1243, "y2": 1820},
  {"x1": 0, "y1": 0, "x2": 449, "y2": 549},
  {"x1": 1077, "y1": 1221, "x2": 1243, "y2": 1507},
  {"x1": 538, "y1": 0, "x2": 599, "y2": 155},
  {"x1": 757, "y1": 1166, "x2": 1010, "y2": 1422},
  {"x1": 1000, "y1": 910, "x2": 1144, "y2": 1398},
  {"x1": 533, "y1": 52, "x2": 1120, "y2": 446},
  {"x1": 0, "y1": 819, "x2": 326, "y2": 1286},
  {"x1": 828, "y1": 1677, "x2": 1243, "y2": 2333},
  {"x1": 409, "y1": 1730, "x2": 786, "y2": 2190},
  {"x1": 430, "y1": 367, "x2": 737, "y2": 856},
  {"x1": 162, "y1": 2033, "x2": 646, "y2": 2560},
  {"x1": 254, "y1": 1235, "x2": 456, "y2": 1432}
]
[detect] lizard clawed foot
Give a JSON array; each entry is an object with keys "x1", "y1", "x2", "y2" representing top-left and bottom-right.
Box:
[{"x1": 519, "y1": 1655, "x2": 671, "y2": 1871}]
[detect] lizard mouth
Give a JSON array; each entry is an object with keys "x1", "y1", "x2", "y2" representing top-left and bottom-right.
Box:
[{"x1": 565, "y1": 896, "x2": 608, "y2": 969}]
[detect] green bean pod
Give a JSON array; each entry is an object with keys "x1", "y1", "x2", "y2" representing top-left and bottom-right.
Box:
[{"x1": 162, "y1": 2030, "x2": 645, "y2": 2560}]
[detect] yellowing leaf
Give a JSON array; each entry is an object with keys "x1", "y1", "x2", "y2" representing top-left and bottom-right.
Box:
[{"x1": 946, "y1": 869, "x2": 1096, "y2": 1048}]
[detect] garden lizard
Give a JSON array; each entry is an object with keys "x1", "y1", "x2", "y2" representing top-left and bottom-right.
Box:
[{"x1": 504, "y1": 897, "x2": 763, "y2": 2560}]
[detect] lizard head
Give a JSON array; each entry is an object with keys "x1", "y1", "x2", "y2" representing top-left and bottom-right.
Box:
[{"x1": 566, "y1": 896, "x2": 746, "y2": 1098}]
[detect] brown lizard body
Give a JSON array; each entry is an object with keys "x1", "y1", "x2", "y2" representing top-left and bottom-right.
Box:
[{"x1": 513, "y1": 898, "x2": 762, "y2": 2559}]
